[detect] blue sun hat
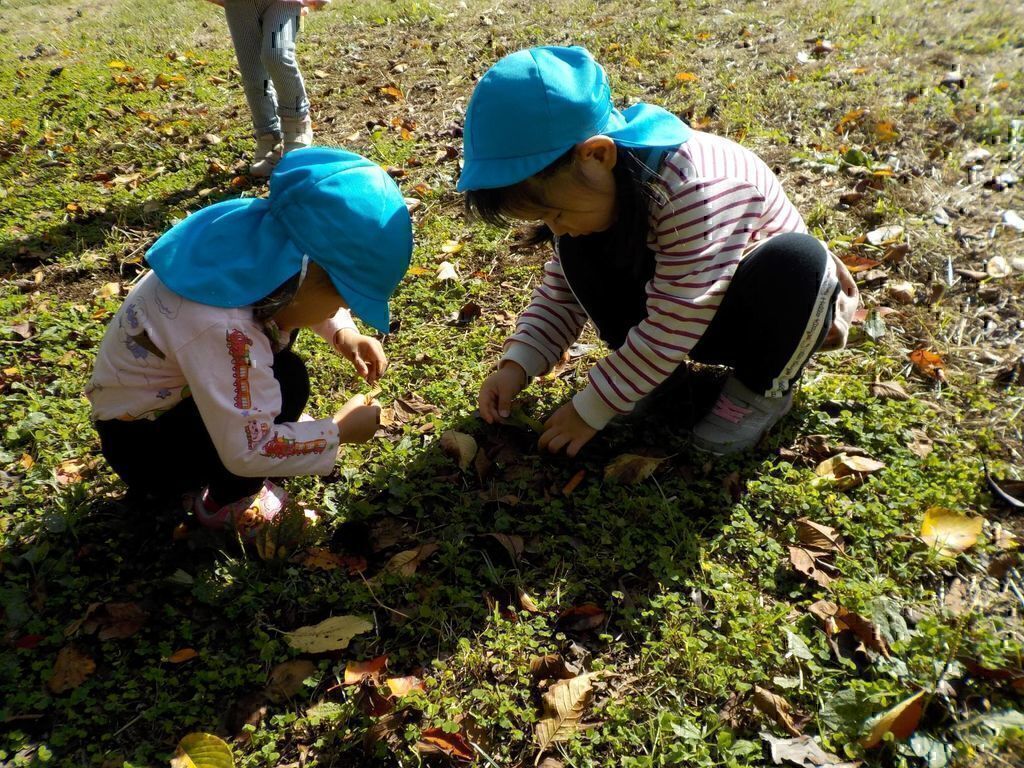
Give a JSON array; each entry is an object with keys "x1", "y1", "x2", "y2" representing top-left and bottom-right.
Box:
[
  {"x1": 145, "y1": 147, "x2": 412, "y2": 333},
  {"x1": 457, "y1": 45, "x2": 692, "y2": 192}
]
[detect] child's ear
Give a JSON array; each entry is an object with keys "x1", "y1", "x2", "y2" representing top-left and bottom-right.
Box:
[{"x1": 575, "y1": 135, "x2": 617, "y2": 170}]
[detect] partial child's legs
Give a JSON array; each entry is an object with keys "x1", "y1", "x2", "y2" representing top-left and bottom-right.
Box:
[
  {"x1": 260, "y1": 2, "x2": 312, "y2": 153},
  {"x1": 558, "y1": 231, "x2": 840, "y2": 452},
  {"x1": 95, "y1": 349, "x2": 311, "y2": 506},
  {"x1": 223, "y1": 0, "x2": 290, "y2": 174},
  {"x1": 687, "y1": 233, "x2": 838, "y2": 452}
]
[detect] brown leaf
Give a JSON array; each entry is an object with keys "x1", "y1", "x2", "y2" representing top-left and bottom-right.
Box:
[
  {"x1": 530, "y1": 654, "x2": 579, "y2": 681},
  {"x1": 481, "y1": 532, "x2": 524, "y2": 562},
  {"x1": 417, "y1": 727, "x2": 474, "y2": 762},
  {"x1": 47, "y1": 645, "x2": 96, "y2": 693},
  {"x1": 795, "y1": 518, "x2": 844, "y2": 553},
  {"x1": 556, "y1": 603, "x2": 607, "y2": 632},
  {"x1": 265, "y1": 659, "x2": 316, "y2": 703},
  {"x1": 385, "y1": 675, "x2": 425, "y2": 697},
  {"x1": 66, "y1": 601, "x2": 147, "y2": 640},
  {"x1": 909, "y1": 348, "x2": 945, "y2": 381},
  {"x1": 299, "y1": 547, "x2": 367, "y2": 574},
  {"x1": 604, "y1": 453, "x2": 666, "y2": 484},
  {"x1": 860, "y1": 691, "x2": 925, "y2": 748},
  {"x1": 788, "y1": 546, "x2": 834, "y2": 587},
  {"x1": 906, "y1": 428, "x2": 933, "y2": 459},
  {"x1": 870, "y1": 380, "x2": 910, "y2": 400},
  {"x1": 562, "y1": 469, "x2": 586, "y2": 495},
  {"x1": 814, "y1": 453, "x2": 884, "y2": 490},
  {"x1": 355, "y1": 680, "x2": 395, "y2": 716},
  {"x1": 344, "y1": 655, "x2": 388, "y2": 686},
  {"x1": 453, "y1": 301, "x2": 482, "y2": 325},
  {"x1": 166, "y1": 647, "x2": 199, "y2": 664},
  {"x1": 808, "y1": 600, "x2": 890, "y2": 659},
  {"x1": 440, "y1": 430, "x2": 478, "y2": 470},
  {"x1": 382, "y1": 543, "x2": 439, "y2": 577},
  {"x1": 535, "y1": 673, "x2": 600, "y2": 751},
  {"x1": 519, "y1": 589, "x2": 541, "y2": 613},
  {"x1": 226, "y1": 690, "x2": 268, "y2": 740},
  {"x1": 751, "y1": 685, "x2": 803, "y2": 737}
]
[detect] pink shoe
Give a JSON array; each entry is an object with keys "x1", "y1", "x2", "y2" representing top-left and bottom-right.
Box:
[{"x1": 192, "y1": 481, "x2": 288, "y2": 540}]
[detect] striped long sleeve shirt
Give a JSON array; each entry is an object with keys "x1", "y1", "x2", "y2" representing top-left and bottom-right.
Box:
[{"x1": 501, "y1": 130, "x2": 808, "y2": 430}]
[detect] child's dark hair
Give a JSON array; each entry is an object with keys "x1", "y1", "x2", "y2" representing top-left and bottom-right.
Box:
[{"x1": 464, "y1": 146, "x2": 662, "y2": 278}]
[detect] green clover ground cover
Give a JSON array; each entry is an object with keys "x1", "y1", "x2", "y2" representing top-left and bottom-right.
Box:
[{"x1": 2, "y1": 0, "x2": 1023, "y2": 766}]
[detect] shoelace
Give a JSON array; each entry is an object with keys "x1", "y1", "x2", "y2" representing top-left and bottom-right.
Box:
[{"x1": 711, "y1": 393, "x2": 752, "y2": 424}]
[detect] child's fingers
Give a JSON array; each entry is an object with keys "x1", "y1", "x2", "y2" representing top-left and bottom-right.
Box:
[
  {"x1": 478, "y1": 387, "x2": 498, "y2": 423},
  {"x1": 496, "y1": 385, "x2": 513, "y2": 419}
]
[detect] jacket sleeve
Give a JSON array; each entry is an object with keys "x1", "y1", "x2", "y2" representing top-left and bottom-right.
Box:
[
  {"x1": 174, "y1": 320, "x2": 341, "y2": 477},
  {"x1": 500, "y1": 251, "x2": 590, "y2": 377},
  {"x1": 572, "y1": 177, "x2": 767, "y2": 429}
]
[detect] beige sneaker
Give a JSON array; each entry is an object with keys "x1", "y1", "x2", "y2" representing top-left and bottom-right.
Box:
[
  {"x1": 281, "y1": 115, "x2": 313, "y2": 154},
  {"x1": 250, "y1": 132, "x2": 283, "y2": 177}
]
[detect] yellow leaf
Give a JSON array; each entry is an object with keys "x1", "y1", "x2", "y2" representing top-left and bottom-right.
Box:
[
  {"x1": 604, "y1": 453, "x2": 666, "y2": 484},
  {"x1": 386, "y1": 675, "x2": 425, "y2": 697},
  {"x1": 860, "y1": 691, "x2": 925, "y2": 748},
  {"x1": 382, "y1": 543, "x2": 440, "y2": 577},
  {"x1": 283, "y1": 615, "x2": 373, "y2": 653},
  {"x1": 96, "y1": 281, "x2": 122, "y2": 299},
  {"x1": 407, "y1": 265, "x2": 431, "y2": 276},
  {"x1": 170, "y1": 732, "x2": 235, "y2": 768},
  {"x1": 440, "y1": 240, "x2": 463, "y2": 254},
  {"x1": 440, "y1": 430, "x2": 477, "y2": 470},
  {"x1": 107, "y1": 60, "x2": 129, "y2": 70},
  {"x1": 535, "y1": 673, "x2": 600, "y2": 750},
  {"x1": 166, "y1": 648, "x2": 199, "y2": 664},
  {"x1": 920, "y1": 507, "x2": 984, "y2": 556},
  {"x1": 675, "y1": 71, "x2": 699, "y2": 83}
]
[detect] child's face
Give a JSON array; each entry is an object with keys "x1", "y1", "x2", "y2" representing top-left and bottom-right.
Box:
[
  {"x1": 271, "y1": 264, "x2": 347, "y2": 329},
  {"x1": 510, "y1": 137, "x2": 618, "y2": 237}
]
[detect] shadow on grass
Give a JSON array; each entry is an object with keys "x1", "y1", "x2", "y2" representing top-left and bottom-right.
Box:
[{"x1": 0, "y1": 364, "x2": 812, "y2": 764}]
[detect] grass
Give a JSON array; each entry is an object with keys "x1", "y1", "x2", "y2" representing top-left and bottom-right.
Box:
[{"x1": 1, "y1": 0, "x2": 1023, "y2": 766}]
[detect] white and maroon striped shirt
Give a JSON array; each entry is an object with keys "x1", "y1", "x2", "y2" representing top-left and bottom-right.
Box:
[{"x1": 501, "y1": 130, "x2": 808, "y2": 430}]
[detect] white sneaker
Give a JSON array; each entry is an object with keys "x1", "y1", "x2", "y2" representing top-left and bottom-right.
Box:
[
  {"x1": 250, "y1": 132, "x2": 283, "y2": 177},
  {"x1": 693, "y1": 375, "x2": 794, "y2": 455},
  {"x1": 280, "y1": 115, "x2": 312, "y2": 154}
]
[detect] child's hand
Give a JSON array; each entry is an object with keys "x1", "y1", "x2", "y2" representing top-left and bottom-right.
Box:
[
  {"x1": 333, "y1": 394, "x2": 381, "y2": 444},
  {"x1": 334, "y1": 329, "x2": 387, "y2": 385},
  {"x1": 538, "y1": 402, "x2": 597, "y2": 457},
  {"x1": 478, "y1": 362, "x2": 527, "y2": 423}
]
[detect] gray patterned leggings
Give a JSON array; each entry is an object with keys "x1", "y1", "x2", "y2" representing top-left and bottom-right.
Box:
[{"x1": 223, "y1": 0, "x2": 308, "y2": 136}]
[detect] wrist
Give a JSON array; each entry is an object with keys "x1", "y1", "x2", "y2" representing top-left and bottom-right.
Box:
[{"x1": 498, "y1": 359, "x2": 528, "y2": 388}]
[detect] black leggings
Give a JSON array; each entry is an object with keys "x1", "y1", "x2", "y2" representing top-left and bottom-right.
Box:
[
  {"x1": 558, "y1": 231, "x2": 838, "y2": 397},
  {"x1": 95, "y1": 349, "x2": 310, "y2": 504}
]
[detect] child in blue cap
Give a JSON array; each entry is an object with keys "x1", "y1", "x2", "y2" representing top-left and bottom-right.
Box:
[
  {"x1": 461, "y1": 46, "x2": 859, "y2": 456},
  {"x1": 86, "y1": 147, "x2": 411, "y2": 536}
]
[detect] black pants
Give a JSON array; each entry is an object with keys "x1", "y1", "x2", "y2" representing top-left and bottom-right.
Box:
[
  {"x1": 558, "y1": 231, "x2": 837, "y2": 397},
  {"x1": 95, "y1": 349, "x2": 310, "y2": 504}
]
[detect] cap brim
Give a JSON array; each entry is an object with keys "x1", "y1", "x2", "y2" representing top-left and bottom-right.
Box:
[
  {"x1": 457, "y1": 104, "x2": 691, "y2": 191},
  {"x1": 327, "y1": 275, "x2": 391, "y2": 334}
]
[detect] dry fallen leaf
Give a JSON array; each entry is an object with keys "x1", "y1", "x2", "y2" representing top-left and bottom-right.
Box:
[
  {"x1": 283, "y1": 615, "x2": 373, "y2": 653},
  {"x1": 795, "y1": 518, "x2": 844, "y2": 552},
  {"x1": 382, "y1": 543, "x2": 440, "y2": 577},
  {"x1": 604, "y1": 453, "x2": 666, "y2": 484},
  {"x1": 556, "y1": 603, "x2": 607, "y2": 632},
  {"x1": 436, "y1": 261, "x2": 459, "y2": 282},
  {"x1": 166, "y1": 648, "x2": 199, "y2": 664},
  {"x1": 265, "y1": 659, "x2": 316, "y2": 703},
  {"x1": 385, "y1": 675, "x2": 425, "y2": 697},
  {"x1": 814, "y1": 453, "x2": 885, "y2": 490},
  {"x1": 920, "y1": 507, "x2": 984, "y2": 556},
  {"x1": 787, "y1": 546, "x2": 835, "y2": 587},
  {"x1": 752, "y1": 685, "x2": 803, "y2": 737},
  {"x1": 482, "y1": 532, "x2": 524, "y2": 561},
  {"x1": 808, "y1": 600, "x2": 890, "y2": 659},
  {"x1": 298, "y1": 547, "x2": 367, "y2": 574},
  {"x1": 909, "y1": 348, "x2": 945, "y2": 382},
  {"x1": 440, "y1": 430, "x2": 478, "y2": 470},
  {"x1": 417, "y1": 727, "x2": 474, "y2": 762},
  {"x1": 869, "y1": 380, "x2": 910, "y2": 401},
  {"x1": 535, "y1": 673, "x2": 600, "y2": 751},
  {"x1": 866, "y1": 225, "x2": 904, "y2": 246},
  {"x1": 344, "y1": 655, "x2": 388, "y2": 686},
  {"x1": 860, "y1": 691, "x2": 925, "y2": 748},
  {"x1": 47, "y1": 645, "x2": 96, "y2": 693},
  {"x1": 530, "y1": 654, "x2": 579, "y2": 681}
]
